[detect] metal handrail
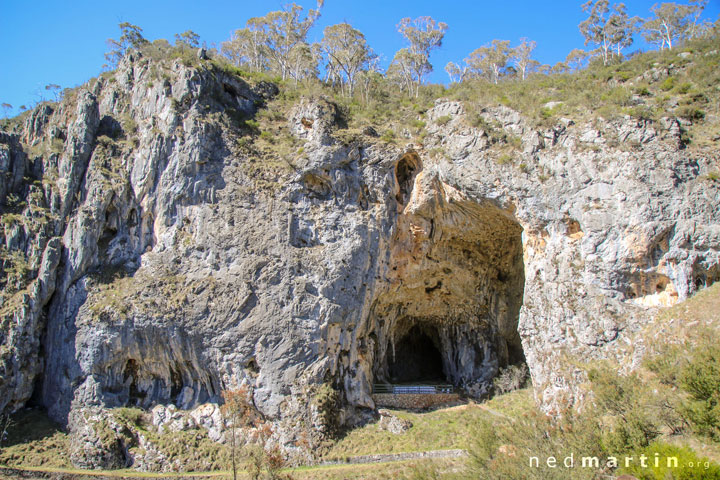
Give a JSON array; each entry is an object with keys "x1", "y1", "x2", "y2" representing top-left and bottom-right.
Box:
[{"x1": 373, "y1": 384, "x2": 454, "y2": 394}]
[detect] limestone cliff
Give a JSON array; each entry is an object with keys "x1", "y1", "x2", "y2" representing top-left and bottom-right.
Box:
[{"x1": 0, "y1": 49, "x2": 718, "y2": 468}]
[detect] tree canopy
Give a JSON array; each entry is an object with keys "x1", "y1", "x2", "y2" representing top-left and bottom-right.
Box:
[
  {"x1": 174, "y1": 30, "x2": 200, "y2": 49},
  {"x1": 643, "y1": 0, "x2": 708, "y2": 50},
  {"x1": 104, "y1": 22, "x2": 148, "y2": 68},
  {"x1": 579, "y1": 0, "x2": 640, "y2": 65},
  {"x1": 319, "y1": 23, "x2": 376, "y2": 96},
  {"x1": 222, "y1": 2, "x2": 323, "y2": 82},
  {"x1": 511, "y1": 38, "x2": 539, "y2": 81},
  {"x1": 393, "y1": 16, "x2": 448, "y2": 96},
  {"x1": 466, "y1": 40, "x2": 512, "y2": 84}
]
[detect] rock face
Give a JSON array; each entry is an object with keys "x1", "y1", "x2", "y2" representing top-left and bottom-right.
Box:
[
  {"x1": 1, "y1": 52, "x2": 719, "y2": 468},
  {"x1": 152, "y1": 402, "x2": 224, "y2": 441},
  {"x1": 68, "y1": 408, "x2": 131, "y2": 470}
]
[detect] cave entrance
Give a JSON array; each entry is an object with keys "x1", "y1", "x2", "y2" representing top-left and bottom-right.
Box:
[
  {"x1": 388, "y1": 325, "x2": 445, "y2": 384},
  {"x1": 395, "y1": 152, "x2": 421, "y2": 205},
  {"x1": 369, "y1": 167, "x2": 526, "y2": 398}
]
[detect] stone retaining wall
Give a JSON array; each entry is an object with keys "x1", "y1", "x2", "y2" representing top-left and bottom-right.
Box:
[{"x1": 372, "y1": 393, "x2": 461, "y2": 409}]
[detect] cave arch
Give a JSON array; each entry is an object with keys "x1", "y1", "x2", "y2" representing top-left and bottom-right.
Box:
[
  {"x1": 370, "y1": 174, "x2": 526, "y2": 398},
  {"x1": 395, "y1": 152, "x2": 421, "y2": 205}
]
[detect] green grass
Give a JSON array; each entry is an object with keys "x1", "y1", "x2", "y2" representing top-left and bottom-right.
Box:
[
  {"x1": 0, "y1": 458, "x2": 463, "y2": 480},
  {"x1": 482, "y1": 387, "x2": 535, "y2": 418},
  {"x1": 291, "y1": 457, "x2": 463, "y2": 480},
  {"x1": 619, "y1": 441, "x2": 720, "y2": 480},
  {"x1": 324, "y1": 389, "x2": 532, "y2": 460},
  {"x1": 0, "y1": 409, "x2": 71, "y2": 469},
  {"x1": 642, "y1": 282, "x2": 720, "y2": 352}
]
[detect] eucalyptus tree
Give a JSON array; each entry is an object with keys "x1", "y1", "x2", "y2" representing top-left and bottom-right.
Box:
[
  {"x1": 174, "y1": 30, "x2": 200, "y2": 49},
  {"x1": 45, "y1": 84, "x2": 62, "y2": 101},
  {"x1": 356, "y1": 58, "x2": 382, "y2": 104},
  {"x1": 221, "y1": 24, "x2": 268, "y2": 71},
  {"x1": 287, "y1": 42, "x2": 318, "y2": 87},
  {"x1": 565, "y1": 48, "x2": 591, "y2": 72},
  {"x1": 643, "y1": 1, "x2": 707, "y2": 50},
  {"x1": 257, "y1": 2, "x2": 323, "y2": 81},
  {"x1": 445, "y1": 61, "x2": 467, "y2": 83},
  {"x1": 319, "y1": 22, "x2": 376, "y2": 96},
  {"x1": 394, "y1": 16, "x2": 448, "y2": 96},
  {"x1": 105, "y1": 22, "x2": 148, "y2": 68},
  {"x1": 511, "y1": 38, "x2": 539, "y2": 81},
  {"x1": 579, "y1": 0, "x2": 639, "y2": 65},
  {"x1": 221, "y1": 1, "x2": 323, "y2": 81},
  {"x1": 465, "y1": 40, "x2": 511, "y2": 84},
  {"x1": 387, "y1": 48, "x2": 418, "y2": 95}
]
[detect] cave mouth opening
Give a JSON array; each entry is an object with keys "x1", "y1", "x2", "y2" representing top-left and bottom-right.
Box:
[
  {"x1": 388, "y1": 324, "x2": 445, "y2": 384},
  {"x1": 369, "y1": 188, "x2": 527, "y2": 398},
  {"x1": 395, "y1": 152, "x2": 421, "y2": 205}
]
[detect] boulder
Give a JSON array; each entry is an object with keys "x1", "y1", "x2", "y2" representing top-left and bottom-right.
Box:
[{"x1": 377, "y1": 409, "x2": 412, "y2": 434}]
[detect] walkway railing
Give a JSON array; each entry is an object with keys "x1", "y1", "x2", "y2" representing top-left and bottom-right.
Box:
[{"x1": 373, "y1": 384, "x2": 454, "y2": 394}]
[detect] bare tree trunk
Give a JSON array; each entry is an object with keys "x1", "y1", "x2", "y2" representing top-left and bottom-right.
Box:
[
  {"x1": 0, "y1": 414, "x2": 13, "y2": 453},
  {"x1": 294, "y1": 60, "x2": 299, "y2": 89},
  {"x1": 231, "y1": 413, "x2": 237, "y2": 480}
]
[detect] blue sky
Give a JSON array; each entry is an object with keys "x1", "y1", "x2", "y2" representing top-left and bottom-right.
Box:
[{"x1": 1, "y1": 0, "x2": 718, "y2": 116}]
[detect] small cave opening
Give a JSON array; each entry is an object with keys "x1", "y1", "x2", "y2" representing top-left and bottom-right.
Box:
[
  {"x1": 246, "y1": 358, "x2": 259, "y2": 377},
  {"x1": 123, "y1": 359, "x2": 146, "y2": 405},
  {"x1": 302, "y1": 172, "x2": 332, "y2": 200},
  {"x1": 170, "y1": 365, "x2": 183, "y2": 400},
  {"x1": 98, "y1": 226, "x2": 118, "y2": 252},
  {"x1": 624, "y1": 271, "x2": 679, "y2": 307},
  {"x1": 128, "y1": 208, "x2": 138, "y2": 228},
  {"x1": 395, "y1": 153, "x2": 421, "y2": 205},
  {"x1": 694, "y1": 264, "x2": 719, "y2": 292},
  {"x1": 96, "y1": 115, "x2": 123, "y2": 140},
  {"x1": 98, "y1": 204, "x2": 119, "y2": 253},
  {"x1": 388, "y1": 325, "x2": 445, "y2": 383},
  {"x1": 223, "y1": 83, "x2": 238, "y2": 98},
  {"x1": 301, "y1": 117, "x2": 313, "y2": 129}
]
